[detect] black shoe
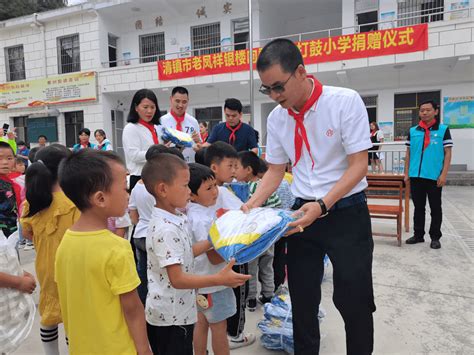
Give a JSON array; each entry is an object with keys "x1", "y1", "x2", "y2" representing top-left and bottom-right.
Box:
[
  {"x1": 247, "y1": 298, "x2": 256, "y2": 312},
  {"x1": 430, "y1": 240, "x2": 441, "y2": 249},
  {"x1": 406, "y1": 236, "x2": 425, "y2": 244},
  {"x1": 258, "y1": 295, "x2": 272, "y2": 305}
]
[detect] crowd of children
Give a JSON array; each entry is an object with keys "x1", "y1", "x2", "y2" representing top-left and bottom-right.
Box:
[{"x1": 1, "y1": 137, "x2": 295, "y2": 355}]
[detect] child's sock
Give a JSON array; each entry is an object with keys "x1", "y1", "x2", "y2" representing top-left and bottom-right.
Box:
[{"x1": 40, "y1": 325, "x2": 60, "y2": 355}]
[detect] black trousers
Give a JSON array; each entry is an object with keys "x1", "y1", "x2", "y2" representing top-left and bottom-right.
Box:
[
  {"x1": 287, "y1": 201, "x2": 375, "y2": 355},
  {"x1": 410, "y1": 178, "x2": 443, "y2": 241},
  {"x1": 227, "y1": 263, "x2": 249, "y2": 337},
  {"x1": 129, "y1": 175, "x2": 141, "y2": 192},
  {"x1": 147, "y1": 323, "x2": 194, "y2": 355},
  {"x1": 273, "y1": 238, "x2": 287, "y2": 291}
]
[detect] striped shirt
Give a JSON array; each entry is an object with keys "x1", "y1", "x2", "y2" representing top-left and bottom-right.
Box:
[{"x1": 248, "y1": 180, "x2": 281, "y2": 208}]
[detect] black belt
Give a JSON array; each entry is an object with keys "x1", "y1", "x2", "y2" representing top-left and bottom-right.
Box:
[{"x1": 293, "y1": 191, "x2": 367, "y2": 211}]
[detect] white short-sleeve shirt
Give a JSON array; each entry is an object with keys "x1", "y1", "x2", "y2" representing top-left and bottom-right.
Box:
[
  {"x1": 145, "y1": 208, "x2": 197, "y2": 327},
  {"x1": 128, "y1": 182, "x2": 155, "y2": 239},
  {"x1": 160, "y1": 112, "x2": 201, "y2": 163},
  {"x1": 122, "y1": 123, "x2": 161, "y2": 176},
  {"x1": 265, "y1": 85, "x2": 372, "y2": 200}
]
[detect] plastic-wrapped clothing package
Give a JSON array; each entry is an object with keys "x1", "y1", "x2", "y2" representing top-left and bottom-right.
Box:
[
  {"x1": 160, "y1": 126, "x2": 194, "y2": 147},
  {"x1": 0, "y1": 231, "x2": 36, "y2": 354},
  {"x1": 208, "y1": 208, "x2": 294, "y2": 265},
  {"x1": 224, "y1": 182, "x2": 250, "y2": 203},
  {"x1": 258, "y1": 287, "x2": 325, "y2": 354}
]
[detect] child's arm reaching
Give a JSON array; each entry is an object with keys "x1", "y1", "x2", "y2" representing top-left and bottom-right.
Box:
[
  {"x1": 0, "y1": 271, "x2": 36, "y2": 293},
  {"x1": 120, "y1": 289, "x2": 152, "y2": 355},
  {"x1": 129, "y1": 209, "x2": 139, "y2": 226},
  {"x1": 166, "y1": 259, "x2": 250, "y2": 290}
]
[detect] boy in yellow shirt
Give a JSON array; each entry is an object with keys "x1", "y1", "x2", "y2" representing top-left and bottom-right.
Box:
[{"x1": 56, "y1": 149, "x2": 151, "y2": 355}]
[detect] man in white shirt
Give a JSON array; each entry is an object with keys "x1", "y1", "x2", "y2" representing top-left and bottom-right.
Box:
[
  {"x1": 160, "y1": 86, "x2": 201, "y2": 163},
  {"x1": 244, "y1": 39, "x2": 375, "y2": 355}
]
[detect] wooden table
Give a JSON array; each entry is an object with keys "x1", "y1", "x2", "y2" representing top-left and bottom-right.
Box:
[{"x1": 366, "y1": 173, "x2": 410, "y2": 232}]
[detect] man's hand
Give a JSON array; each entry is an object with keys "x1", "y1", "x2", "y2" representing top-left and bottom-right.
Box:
[
  {"x1": 217, "y1": 259, "x2": 251, "y2": 287},
  {"x1": 191, "y1": 131, "x2": 201, "y2": 143},
  {"x1": 18, "y1": 271, "x2": 36, "y2": 294},
  {"x1": 285, "y1": 202, "x2": 322, "y2": 236},
  {"x1": 7, "y1": 127, "x2": 16, "y2": 140},
  {"x1": 437, "y1": 174, "x2": 447, "y2": 187}
]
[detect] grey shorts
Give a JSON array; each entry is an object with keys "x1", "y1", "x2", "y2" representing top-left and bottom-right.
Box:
[{"x1": 198, "y1": 288, "x2": 236, "y2": 324}]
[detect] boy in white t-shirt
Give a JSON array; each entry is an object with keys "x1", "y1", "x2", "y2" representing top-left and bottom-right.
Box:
[
  {"x1": 187, "y1": 163, "x2": 244, "y2": 355},
  {"x1": 142, "y1": 153, "x2": 250, "y2": 355}
]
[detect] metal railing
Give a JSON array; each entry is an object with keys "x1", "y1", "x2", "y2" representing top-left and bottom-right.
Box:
[
  {"x1": 368, "y1": 142, "x2": 407, "y2": 175},
  {"x1": 100, "y1": 6, "x2": 473, "y2": 68}
]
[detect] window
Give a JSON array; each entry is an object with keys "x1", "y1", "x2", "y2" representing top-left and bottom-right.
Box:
[
  {"x1": 355, "y1": 0, "x2": 378, "y2": 32},
  {"x1": 191, "y1": 22, "x2": 221, "y2": 56},
  {"x1": 139, "y1": 32, "x2": 165, "y2": 63},
  {"x1": 232, "y1": 18, "x2": 249, "y2": 51},
  {"x1": 58, "y1": 34, "x2": 81, "y2": 74},
  {"x1": 5, "y1": 45, "x2": 25, "y2": 81},
  {"x1": 195, "y1": 106, "x2": 222, "y2": 133},
  {"x1": 398, "y1": 0, "x2": 444, "y2": 26},
  {"x1": 65, "y1": 111, "x2": 84, "y2": 147},
  {"x1": 108, "y1": 34, "x2": 118, "y2": 68},
  {"x1": 362, "y1": 95, "x2": 378, "y2": 123},
  {"x1": 394, "y1": 91, "x2": 440, "y2": 140},
  {"x1": 13, "y1": 116, "x2": 28, "y2": 143}
]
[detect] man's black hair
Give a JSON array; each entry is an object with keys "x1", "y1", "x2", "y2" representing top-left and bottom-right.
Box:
[
  {"x1": 59, "y1": 149, "x2": 125, "y2": 211},
  {"x1": 224, "y1": 98, "x2": 243, "y2": 113},
  {"x1": 145, "y1": 144, "x2": 185, "y2": 161},
  {"x1": 205, "y1": 141, "x2": 238, "y2": 167},
  {"x1": 127, "y1": 89, "x2": 161, "y2": 125},
  {"x1": 256, "y1": 38, "x2": 303, "y2": 74},
  {"x1": 78, "y1": 128, "x2": 91, "y2": 136},
  {"x1": 172, "y1": 86, "x2": 189, "y2": 97},
  {"x1": 419, "y1": 100, "x2": 439, "y2": 110},
  {"x1": 142, "y1": 153, "x2": 188, "y2": 198},
  {"x1": 0, "y1": 141, "x2": 15, "y2": 155},
  {"x1": 238, "y1": 151, "x2": 260, "y2": 176},
  {"x1": 38, "y1": 135, "x2": 48, "y2": 140},
  {"x1": 188, "y1": 163, "x2": 215, "y2": 195}
]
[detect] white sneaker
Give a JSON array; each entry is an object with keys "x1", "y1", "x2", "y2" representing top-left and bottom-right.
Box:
[
  {"x1": 24, "y1": 243, "x2": 34, "y2": 251},
  {"x1": 229, "y1": 333, "x2": 256, "y2": 350}
]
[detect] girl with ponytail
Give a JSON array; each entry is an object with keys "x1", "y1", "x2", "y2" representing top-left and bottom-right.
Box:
[{"x1": 20, "y1": 144, "x2": 80, "y2": 355}]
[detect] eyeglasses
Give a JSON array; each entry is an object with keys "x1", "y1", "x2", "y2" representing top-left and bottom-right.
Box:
[{"x1": 259, "y1": 70, "x2": 295, "y2": 96}]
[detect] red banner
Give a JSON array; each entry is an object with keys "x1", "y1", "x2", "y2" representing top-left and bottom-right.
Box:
[{"x1": 158, "y1": 24, "x2": 428, "y2": 81}]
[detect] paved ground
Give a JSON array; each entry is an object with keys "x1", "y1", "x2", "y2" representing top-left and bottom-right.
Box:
[{"x1": 12, "y1": 186, "x2": 474, "y2": 354}]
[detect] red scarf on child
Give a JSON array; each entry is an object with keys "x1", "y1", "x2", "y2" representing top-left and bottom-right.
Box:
[
  {"x1": 1, "y1": 174, "x2": 22, "y2": 215},
  {"x1": 226, "y1": 121, "x2": 243, "y2": 145},
  {"x1": 171, "y1": 112, "x2": 185, "y2": 132},
  {"x1": 138, "y1": 119, "x2": 159, "y2": 144},
  {"x1": 287, "y1": 76, "x2": 323, "y2": 169},
  {"x1": 419, "y1": 119, "x2": 436, "y2": 151}
]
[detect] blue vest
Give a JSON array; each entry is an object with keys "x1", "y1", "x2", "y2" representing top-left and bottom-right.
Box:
[{"x1": 408, "y1": 124, "x2": 448, "y2": 181}]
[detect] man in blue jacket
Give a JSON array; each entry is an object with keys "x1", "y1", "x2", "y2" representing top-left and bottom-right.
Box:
[{"x1": 404, "y1": 100, "x2": 453, "y2": 249}]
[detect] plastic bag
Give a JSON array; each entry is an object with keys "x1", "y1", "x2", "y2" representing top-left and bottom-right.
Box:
[
  {"x1": 208, "y1": 208, "x2": 294, "y2": 264},
  {"x1": 224, "y1": 182, "x2": 250, "y2": 203},
  {"x1": 160, "y1": 127, "x2": 193, "y2": 148},
  {"x1": 0, "y1": 231, "x2": 36, "y2": 354}
]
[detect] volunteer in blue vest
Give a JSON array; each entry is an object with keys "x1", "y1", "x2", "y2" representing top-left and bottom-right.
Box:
[
  {"x1": 404, "y1": 100, "x2": 453, "y2": 249},
  {"x1": 243, "y1": 38, "x2": 375, "y2": 355},
  {"x1": 203, "y1": 98, "x2": 259, "y2": 154},
  {"x1": 160, "y1": 86, "x2": 201, "y2": 162}
]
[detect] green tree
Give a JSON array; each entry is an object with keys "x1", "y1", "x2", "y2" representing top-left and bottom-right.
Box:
[{"x1": 0, "y1": 1, "x2": 68, "y2": 22}]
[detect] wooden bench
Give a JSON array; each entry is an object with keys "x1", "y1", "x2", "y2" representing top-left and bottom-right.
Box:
[{"x1": 366, "y1": 180, "x2": 404, "y2": 246}]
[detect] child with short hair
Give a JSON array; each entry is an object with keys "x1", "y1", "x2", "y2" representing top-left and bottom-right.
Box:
[
  {"x1": 0, "y1": 141, "x2": 21, "y2": 239},
  {"x1": 56, "y1": 149, "x2": 151, "y2": 355},
  {"x1": 142, "y1": 153, "x2": 250, "y2": 355},
  {"x1": 204, "y1": 142, "x2": 256, "y2": 349},
  {"x1": 187, "y1": 163, "x2": 238, "y2": 355},
  {"x1": 20, "y1": 144, "x2": 78, "y2": 355},
  {"x1": 235, "y1": 151, "x2": 281, "y2": 311}
]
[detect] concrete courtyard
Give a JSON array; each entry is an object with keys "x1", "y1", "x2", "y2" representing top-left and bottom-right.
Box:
[{"x1": 12, "y1": 186, "x2": 474, "y2": 355}]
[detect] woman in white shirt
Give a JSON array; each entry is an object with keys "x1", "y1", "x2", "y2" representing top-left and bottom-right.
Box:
[{"x1": 122, "y1": 89, "x2": 162, "y2": 190}]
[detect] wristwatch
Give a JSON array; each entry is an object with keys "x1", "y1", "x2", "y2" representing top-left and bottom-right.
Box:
[{"x1": 316, "y1": 199, "x2": 329, "y2": 217}]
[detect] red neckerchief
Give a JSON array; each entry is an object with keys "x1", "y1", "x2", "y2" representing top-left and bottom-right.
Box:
[
  {"x1": 81, "y1": 142, "x2": 90, "y2": 149},
  {"x1": 171, "y1": 111, "x2": 185, "y2": 131},
  {"x1": 288, "y1": 76, "x2": 323, "y2": 169},
  {"x1": 0, "y1": 174, "x2": 22, "y2": 215},
  {"x1": 200, "y1": 131, "x2": 208, "y2": 142},
  {"x1": 226, "y1": 121, "x2": 243, "y2": 145},
  {"x1": 419, "y1": 119, "x2": 436, "y2": 151},
  {"x1": 370, "y1": 130, "x2": 377, "y2": 137},
  {"x1": 138, "y1": 119, "x2": 159, "y2": 144}
]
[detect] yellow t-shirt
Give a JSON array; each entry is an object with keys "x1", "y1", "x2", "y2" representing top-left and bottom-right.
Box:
[
  {"x1": 20, "y1": 191, "x2": 80, "y2": 326},
  {"x1": 55, "y1": 229, "x2": 140, "y2": 355}
]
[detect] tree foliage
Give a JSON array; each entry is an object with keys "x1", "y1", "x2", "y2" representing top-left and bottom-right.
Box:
[{"x1": 0, "y1": 1, "x2": 68, "y2": 22}]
